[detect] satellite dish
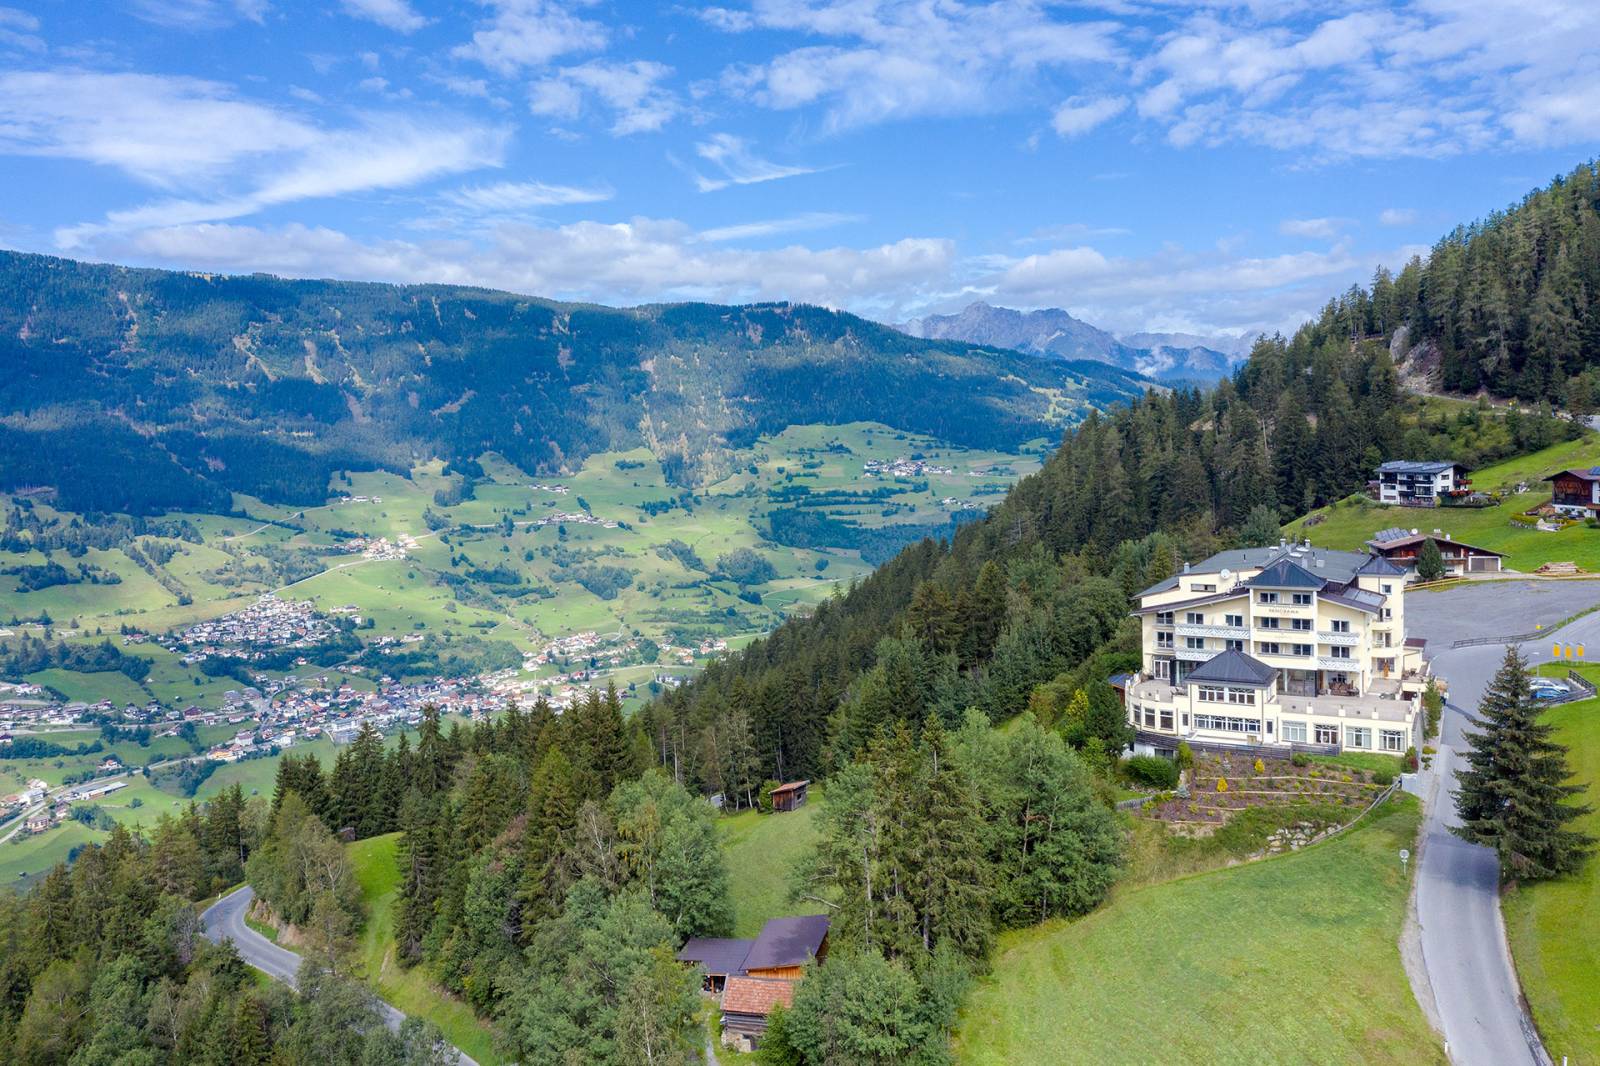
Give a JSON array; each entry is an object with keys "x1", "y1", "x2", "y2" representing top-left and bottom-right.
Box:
[{"x1": 1220, "y1": 569, "x2": 1232, "y2": 582}]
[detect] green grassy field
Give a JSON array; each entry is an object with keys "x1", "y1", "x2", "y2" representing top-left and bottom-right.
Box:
[
  {"x1": 1502, "y1": 665, "x2": 1600, "y2": 1064},
  {"x1": 955, "y1": 796, "x2": 1441, "y2": 1066},
  {"x1": 717, "y1": 795, "x2": 822, "y2": 937},
  {"x1": 1286, "y1": 436, "x2": 1600, "y2": 572},
  {"x1": 347, "y1": 832, "x2": 503, "y2": 1066}
]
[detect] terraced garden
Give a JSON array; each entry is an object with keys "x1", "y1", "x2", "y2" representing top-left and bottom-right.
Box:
[{"x1": 1143, "y1": 752, "x2": 1397, "y2": 838}]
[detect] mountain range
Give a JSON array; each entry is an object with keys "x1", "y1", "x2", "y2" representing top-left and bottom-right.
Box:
[
  {"x1": 0, "y1": 250, "x2": 1153, "y2": 516},
  {"x1": 899, "y1": 302, "x2": 1254, "y2": 382}
]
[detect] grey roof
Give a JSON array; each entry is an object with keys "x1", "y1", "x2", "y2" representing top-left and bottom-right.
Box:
[
  {"x1": 1184, "y1": 650, "x2": 1277, "y2": 687},
  {"x1": 742, "y1": 916, "x2": 830, "y2": 971},
  {"x1": 1137, "y1": 545, "x2": 1376, "y2": 600},
  {"x1": 1319, "y1": 588, "x2": 1385, "y2": 614},
  {"x1": 1376, "y1": 460, "x2": 1461, "y2": 474},
  {"x1": 1355, "y1": 555, "x2": 1407, "y2": 577},
  {"x1": 1131, "y1": 587, "x2": 1248, "y2": 615},
  {"x1": 1544, "y1": 466, "x2": 1600, "y2": 481},
  {"x1": 677, "y1": 937, "x2": 754, "y2": 976},
  {"x1": 1244, "y1": 557, "x2": 1324, "y2": 589}
]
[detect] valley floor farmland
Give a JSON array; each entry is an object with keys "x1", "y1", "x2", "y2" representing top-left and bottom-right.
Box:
[{"x1": 955, "y1": 796, "x2": 1442, "y2": 1066}]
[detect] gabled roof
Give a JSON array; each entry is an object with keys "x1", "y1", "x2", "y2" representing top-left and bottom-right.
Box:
[
  {"x1": 1364, "y1": 532, "x2": 1504, "y2": 557},
  {"x1": 1319, "y1": 588, "x2": 1384, "y2": 615},
  {"x1": 769, "y1": 780, "x2": 810, "y2": 797},
  {"x1": 1244, "y1": 557, "x2": 1324, "y2": 589},
  {"x1": 677, "y1": 937, "x2": 754, "y2": 976},
  {"x1": 1544, "y1": 466, "x2": 1600, "y2": 482},
  {"x1": 1355, "y1": 555, "x2": 1406, "y2": 577},
  {"x1": 1184, "y1": 650, "x2": 1276, "y2": 687},
  {"x1": 742, "y1": 915, "x2": 829, "y2": 971},
  {"x1": 1130, "y1": 588, "x2": 1248, "y2": 615},
  {"x1": 1376, "y1": 460, "x2": 1461, "y2": 474},
  {"x1": 722, "y1": 976, "x2": 796, "y2": 1017}
]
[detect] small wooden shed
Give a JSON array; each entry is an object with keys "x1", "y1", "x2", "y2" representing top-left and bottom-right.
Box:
[{"x1": 769, "y1": 779, "x2": 810, "y2": 812}]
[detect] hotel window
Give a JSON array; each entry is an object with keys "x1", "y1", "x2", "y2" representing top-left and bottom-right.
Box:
[
  {"x1": 1315, "y1": 724, "x2": 1338, "y2": 745},
  {"x1": 1192, "y1": 583, "x2": 1216, "y2": 592},
  {"x1": 1291, "y1": 618, "x2": 1312, "y2": 631},
  {"x1": 1197, "y1": 685, "x2": 1224, "y2": 703},
  {"x1": 1153, "y1": 659, "x2": 1171, "y2": 679},
  {"x1": 1185, "y1": 637, "x2": 1206, "y2": 650},
  {"x1": 1159, "y1": 709, "x2": 1174, "y2": 731},
  {"x1": 1226, "y1": 687, "x2": 1254, "y2": 705},
  {"x1": 1380, "y1": 730, "x2": 1405, "y2": 753},
  {"x1": 1291, "y1": 643, "x2": 1313, "y2": 657},
  {"x1": 1282, "y1": 720, "x2": 1307, "y2": 743},
  {"x1": 1291, "y1": 592, "x2": 1313, "y2": 605},
  {"x1": 1258, "y1": 591, "x2": 1279, "y2": 604},
  {"x1": 1331, "y1": 620, "x2": 1351, "y2": 633},
  {"x1": 1225, "y1": 639, "x2": 1245, "y2": 652},
  {"x1": 1381, "y1": 607, "x2": 1394, "y2": 621},
  {"x1": 1381, "y1": 584, "x2": 1393, "y2": 594},
  {"x1": 1328, "y1": 646, "x2": 1352, "y2": 660},
  {"x1": 1259, "y1": 617, "x2": 1281, "y2": 630},
  {"x1": 1225, "y1": 614, "x2": 1244, "y2": 627},
  {"x1": 1156, "y1": 633, "x2": 1174, "y2": 648},
  {"x1": 1186, "y1": 612, "x2": 1205, "y2": 624},
  {"x1": 1345, "y1": 726, "x2": 1371, "y2": 749},
  {"x1": 1143, "y1": 707, "x2": 1157, "y2": 728},
  {"x1": 1193, "y1": 714, "x2": 1262, "y2": 734},
  {"x1": 1155, "y1": 611, "x2": 1174, "y2": 625},
  {"x1": 1258, "y1": 642, "x2": 1281, "y2": 655}
]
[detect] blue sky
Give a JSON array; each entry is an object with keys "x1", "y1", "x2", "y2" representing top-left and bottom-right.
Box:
[{"x1": 1, "y1": 1, "x2": 1597, "y2": 339}]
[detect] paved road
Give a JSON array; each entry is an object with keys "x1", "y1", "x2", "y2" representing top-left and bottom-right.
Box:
[
  {"x1": 1407, "y1": 583, "x2": 1600, "y2": 1066},
  {"x1": 200, "y1": 886, "x2": 478, "y2": 1066}
]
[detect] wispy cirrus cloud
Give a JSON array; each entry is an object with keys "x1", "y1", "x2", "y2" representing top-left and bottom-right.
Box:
[
  {"x1": 443, "y1": 179, "x2": 613, "y2": 212},
  {"x1": 690, "y1": 134, "x2": 832, "y2": 192},
  {"x1": 342, "y1": 0, "x2": 428, "y2": 34},
  {"x1": 530, "y1": 60, "x2": 680, "y2": 134}
]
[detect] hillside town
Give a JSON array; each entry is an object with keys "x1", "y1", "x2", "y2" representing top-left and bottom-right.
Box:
[{"x1": 157, "y1": 595, "x2": 339, "y2": 662}]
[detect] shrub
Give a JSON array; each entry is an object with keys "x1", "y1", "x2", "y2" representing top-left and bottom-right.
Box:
[
  {"x1": 1216, "y1": 777, "x2": 1229, "y2": 793},
  {"x1": 1290, "y1": 752, "x2": 1310, "y2": 767},
  {"x1": 1253, "y1": 758, "x2": 1265, "y2": 775},
  {"x1": 1121, "y1": 755, "x2": 1179, "y2": 790},
  {"x1": 1175, "y1": 741, "x2": 1194, "y2": 771},
  {"x1": 1371, "y1": 769, "x2": 1395, "y2": 786}
]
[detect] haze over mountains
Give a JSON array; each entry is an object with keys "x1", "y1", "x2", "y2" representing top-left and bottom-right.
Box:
[{"x1": 899, "y1": 302, "x2": 1254, "y2": 383}]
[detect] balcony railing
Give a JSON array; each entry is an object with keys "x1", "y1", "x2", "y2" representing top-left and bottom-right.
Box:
[
  {"x1": 1318, "y1": 656, "x2": 1357, "y2": 670},
  {"x1": 1317, "y1": 630, "x2": 1360, "y2": 646},
  {"x1": 1175, "y1": 623, "x2": 1248, "y2": 640},
  {"x1": 1175, "y1": 647, "x2": 1215, "y2": 662}
]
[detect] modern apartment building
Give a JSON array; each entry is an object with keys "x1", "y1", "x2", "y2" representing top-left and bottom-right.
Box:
[
  {"x1": 1118, "y1": 543, "x2": 1429, "y2": 757},
  {"x1": 1375, "y1": 460, "x2": 1469, "y2": 506}
]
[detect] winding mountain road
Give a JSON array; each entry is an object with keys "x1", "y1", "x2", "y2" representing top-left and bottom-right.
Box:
[
  {"x1": 1405, "y1": 581, "x2": 1600, "y2": 1066},
  {"x1": 200, "y1": 886, "x2": 478, "y2": 1066}
]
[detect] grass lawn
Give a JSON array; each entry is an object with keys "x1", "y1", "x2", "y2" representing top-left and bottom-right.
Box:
[
  {"x1": 1308, "y1": 751, "x2": 1406, "y2": 776},
  {"x1": 955, "y1": 795, "x2": 1442, "y2": 1066},
  {"x1": 1502, "y1": 669, "x2": 1599, "y2": 1064},
  {"x1": 347, "y1": 833, "x2": 503, "y2": 1066},
  {"x1": 1285, "y1": 436, "x2": 1600, "y2": 572},
  {"x1": 717, "y1": 795, "x2": 822, "y2": 938}
]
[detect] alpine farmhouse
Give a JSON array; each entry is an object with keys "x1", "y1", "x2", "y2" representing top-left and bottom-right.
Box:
[{"x1": 1119, "y1": 544, "x2": 1431, "y2": 758}]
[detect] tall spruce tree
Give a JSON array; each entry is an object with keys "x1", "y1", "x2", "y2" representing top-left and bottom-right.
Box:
[{"x1": 1454, "y1": 647, "x2": 1595, "y2": 881}]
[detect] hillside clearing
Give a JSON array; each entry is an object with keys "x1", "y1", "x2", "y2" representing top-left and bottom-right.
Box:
[
  {"x1": 717, "y1": 794, "x2": 821, "y2": 938},
  {"x1": 955, "y1": 796, "x2": 1441, "y2": 1066}
]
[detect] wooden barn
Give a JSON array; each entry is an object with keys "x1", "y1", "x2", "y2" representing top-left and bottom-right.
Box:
[
  {"x1": 769, "y1": 779, "x2": 810, "y2": 812},
  {"x1": 677, "y1": 914, "x2": 831, "y2": 1052}
]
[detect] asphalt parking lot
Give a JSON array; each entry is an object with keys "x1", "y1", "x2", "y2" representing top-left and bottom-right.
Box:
[{"x1": 1406, "y1": 579, "x2": 1600, "y2": 645}]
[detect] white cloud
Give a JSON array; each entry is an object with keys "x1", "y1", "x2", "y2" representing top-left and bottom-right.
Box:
[
  {"x1": 691, "y1": 134, "x2": 828, "y2": 192},
  {"x1": 531, "y1": 60, "x2": 679, "y2": 135},
  {"x1": 0, "y1": 6, "x2": 44, "y2": 52},
  {"x1": 696, "y1": 212, "x2": 859, "y2": 242},
  {"x1": 1379, "y1": 207, "x2": 1418, "y2": 226},
  {"x1": 342, "y1": 0, "x2": 427, "y2": 33},
  {"x1": 82, "y1": 217, "x2": 957, "y2": 316},
  {"x1": 1278, "y1": 217, "x2": 1345, "y2": 239},
  {"x1": 719, "y1": 0, "x2": 1123, "y2": 131},
  {"x1": 453, "y1": 0, "x2": 608, "y2": 76},
  {"x1": 124, "y1": 0, "x2": 267, "y2": 29},
  {"x1": 443, "y1": 179, "x2": 613, "y2": 212},
  {"x1": 1051, "y1": 96, "x2": 1127, "y2": 137},
  {"x1": 0, "y1": 71, "x2": 321, "y2": 186}
]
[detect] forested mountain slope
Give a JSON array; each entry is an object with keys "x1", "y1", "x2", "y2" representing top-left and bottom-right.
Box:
[
  {"x1": 0, "y1": 250, "x2": 1150, "y2": 514},
  {"x1": 645, "y1": 167, "x2": 1595, "y2": 794},
  {"x1": 1322, "y1": 159, "x2": 1600, "y2": 401}
]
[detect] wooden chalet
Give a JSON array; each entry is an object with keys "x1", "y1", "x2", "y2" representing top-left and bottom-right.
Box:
[
  {"x1": 1365, "y1": 528, "x2": 1503, "y2": 578},
  {"x1": 677, "y1": 914, "x2": 830, "y2": 1052},
  {"x1": 1544, "y1": 466, "x2": 1600, "y2": 517},
  {"x1": 769, "y1": 779, "x2": 810, "y2": 812}
]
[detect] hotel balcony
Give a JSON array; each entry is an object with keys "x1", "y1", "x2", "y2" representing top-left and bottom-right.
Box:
[
  {"x1": 1317, "y1": 630, "x2": 1360, "y2": 646},
  {"x1": 1174, "y1": 623, "x2": 1249, "y2": 640},
  {"x1": 1175, "y1": 646, "x2": 1216, "y2": 662},
  {"x1": 1318, "y1": 656, "x2": 1358, "y2": 671}
]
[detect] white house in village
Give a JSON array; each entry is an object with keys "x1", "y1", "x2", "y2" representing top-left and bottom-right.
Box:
[{"x1": 1116, "y1": 544, "x2": 1431, "y2": 757}]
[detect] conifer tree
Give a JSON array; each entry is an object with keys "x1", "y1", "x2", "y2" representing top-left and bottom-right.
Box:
[
  {"x1": 1454, "y1": 647, "x2": 1595, "y2": 881},
  {"x1": 1416, "y1": 538, "x2": 1446, "y2": 582}
]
